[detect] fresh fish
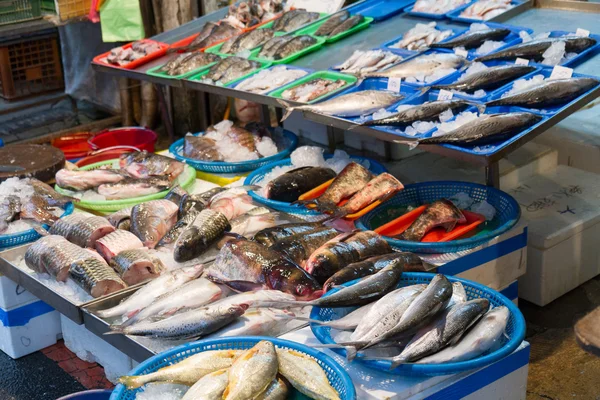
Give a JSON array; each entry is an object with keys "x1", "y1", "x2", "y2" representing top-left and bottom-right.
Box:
[
  {"x1": 95, "y1": 230, "x2": 144, "y2": 262},
  {"x1": 227, "y1": 125, "x2": 257, "y2": 152},
  {"x1": 119, "y1": 151, "x2": 185, "y2": 181},
  {"x1": 282, "y1": 11, "x2": 320, "y2": 32},
  {"x1": 130, "y1": 200, "x2": 179, "y2": 248},
  {"x1": 273, "y1": 35, "x2": 317, "y2": 60},
  {"x1": 105, "y1": 207, "x2": 133, "y2": 230},
  {"x1": 155, "y1": 211, "x2": 198, "y2": 251},
  {"x1": 108, "y1": 303, "x2": 247, "y2": 339},
  {"x1": 300, "y1": 302, "x2": 375, "y2": 330},
  {"x1": 430, "y1": 28, "x2": 510, "y2": 49},
  {"x1": 362, "y1": 53, "x2": 468, "y2": 79},
  {"x1": 276, "y1": 348, "x2": 341, "y2": 400},
  {"x1": 279, "y1": 90, "x2": 404, "y2": 121},
  {"x1": 417, "y1": 306, "x2": 509, "y2": 364},
  {"x1": 293, "y1": 162, "x2": 372, "y2": 211},
  {"x1": 272, "y1": 9, "x2": 304, "y2": 31},
  {"x1": 182, "y1": 369, "x2": 229, "y2": 400},
  {"x1": 392, "y1": 22, "x2": 454, "y2": 51},
  {"x1": 333, "y1": 50, "x2": 402, "y2": 75},
  {"x1": 0, "y1": 195, "x2": 21, "y2": 232},
  {"x1": 66, "y1": 216, "x2": 114, "y2": 248},
  {"x1": 447, "y1": 282, "x2": 468, "y2": 309},
  {"x1": 210, "y1": 191, "x2": 258, "y2": 220},
  {"x1": 109, "y1": 249, "x2": 164, "y2": 285},
  {"x1": 400, "y1": 199, "x2": 466, "y2": 241},
  {"x1": 269, "y1": 227, "x2": 340, "y2": 267},
  {"x1": 324, "y1": 252, "x2": 424, "y2": 292},
  {"x1": 96, "y1": 265, "x2": 204, "y2": 318},
  {"x1": 24, "y1": 235, "x2": 67, "y2": 273},
  {"x1": 204, "y1": 308, "x2": 295, "y2": 339},
  {"x1": 304, "y1": 231, "x2": 392, "y2": 283},
  {"x1": 29, "y1": 178, "x2": 76, "y2": 208},
  {"x1": 118, "y1": 350, "x2": 239, "y2": 389},
  {"x1": 48, "y1": 214, "x2": 87, "y2": 238},
  {"x1": 228, "y1": 211, "x2": 284, "y2": 239},
  {"x1": 172, "y1": 52, "x2": 220, "y2": 75},
  {"x1": 256, "y1": 377, "x2": 289, "y2": 400},
  {"x1": 315, "y1": 11, "x2": 350, "y2": 36},
  {"x1": 281, "y1": 78, "x2": 347, "y2": 102},
  {"x1": 210, "y1": 290, "x2": 296, "y2": 310},
  {"x1": 184, "y1": 136, "x2": 223, "y2": 161},
  {"x1": 229, "y1": 29, "x2": 275, "y2": 53},
  {"x1": 211, "y1": 58, "x2": 261, "y2": 84},
  {"x1": 432, "y1": 65, "x2": 536, "y2": 93},
  {"x1": 206, "y1": 57, "x2": 240, "y2": 81},
  {"x1": 164, "y1": 185, "x2": 188, "y2": 206},
  {"x1": 265, "y1": 167, "x2": 336, "y2": 202},
  {"x1": 334, "y1": 173, "x2": 404, "y2": 218},
  {"x1": 55, "y1": 169, "x2": 124, "y2": 191},
  {"x1": 69, "y1": 258, "x2": 127, "y2": 298},
  {"x1": 97, "y1": 176, "x2": 171, "y2": 200},
  {"x1": 194, "y1": 23, "x2": 240, "y2": 50},
  {"x1": 39, "y1": 239, "x2": 101, "y2": 281},
  {"x1": 174, "y1": 209, "x2": 231, "y2": 262},
  {"x1": 475, "y1": 36, "x2": 597, "y2": 62},
  {"x1": 20, "y1": 195, "x2": 59, "y2": 225},
  {"x1": 206, "y1": 238, "x2": 322, "y2": 300},
  {"x1": 173, "y1": 21, "x2": 219, "y2": 52},
  {"x1": 191, "y1": 187, "x2": 227, "y2": 207},
  {"x1": 418, "y1": 112, "x2": 542, "y2": 146},
  {"x1": 243, "y1": 121, "x2": 272, "y2": 139},
  {"x1": 258, "y1": 36, "x2": 290, "y2": 58},
  {"x1": 486, "y1": 77, "x2": 599, "y2": 108},
  {"x1": 327, "y1": 14, "x2": 363, "y2": 38},
  {"x1": 158, "y1": 52, "x2": 194, "y2": 73},
  {"x1": 252, "y1": 221, "x2": 324, "y2": 247},
  {"x1": 224, "y1": 341, "x2": 278, "y2": 400}
]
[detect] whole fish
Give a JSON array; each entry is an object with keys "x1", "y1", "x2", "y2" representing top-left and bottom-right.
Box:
[
  {"x1": 69, "y1": 258, "x2": 127, "y2": 298},
  {"x1": 66, "y1": 216, "x2": 114, "y2": 248},
  {"x1": 258, "y1": 36, "x2": 290, "y2": 58},
  {"x1": 293, "y1": 162, "x2": 372, "y2": 211},
  {"x1": 418, "y1": 306, "x2": 509, "y2": 364},
  {"x1": 194, "y1": 22, "x2": 240, "y2": 50},
  {"x1": 224, "y1": 341, "x2": 278, "y2": 400},
  {"x1": 105, "y1": 207, "x2": 133, "y2": 230},
  {"x1": 315, "y1": 11, "x2": 350, "y2": 36},
  {"x1": 187, "y1": 187, "x2": 226, "y2": 210},
  {"x1": 475, "y1": 36, "x2": 597, "y2": 62},
  {"x1": 206, "y1": 57, "x2": 240, "y2": 81},
  {"x1": 49, "y1": 213, "x2": 88, "y2": 238},
  {"x1": 257, "y1": 377, "x2": 289, "y2": 400},
  {"x1": 29, "y1": 178, "x2": 76, "y2": 208},
  {"x1": 279, "y1": 90, "x2": 404, "y2": 121},
  {"x1": 281, "y1": 78, "x2": 347, "y2": 102},
  {"x1": 276, "y1": 348, "x2": 340, "y2": 400},
  {"x1": 486, "y1": 77, "x2": 599, "y2": 108},
  {"x1": 430, "y1": 28, "x2": 510, "y2": 49},
  {"x1": 211, "y1": 290, "x2": 296, "y2": 310},
  {"x1": 334, "y1": 173, "x2": 404, "y2": 218},
  {"x1": 118, "y1": 350, "x2": 239, "y2": 389},
  {"x1": 206, "y1": 239, "x2": 322, "y2": 300},
  {"x1": 418, "y1": 112, "x2": 542, "y2": 146},
  {"x1": 108, "y1": 304, "x2": 247, "y2": 339},
  {"x1": 182, "y1": 369, "x2": 229, "y2": 400},
  {"x1": 362, "y1": 53, "x2": 467, "y2": 79},
  {"x1": 174, "y1": 21, "x2": 219, "y2": 51},
  {"x1": 174, "y1": 209, "x2": 231, "y2": 262},
  {"x1": 96, "y1": 265, "x2": 204, "y2": 319},
  {"x1": 304, "y1": 231, "x2": 392, "y2": 283},
  {"x1": 204, "y1": 308, "x2": 295, "y2": 339},
  {"x1": 109, "y1": 249, "x2": 164, "y2": 286},
  {"x1": 228, "y1": 211, "x2": 284, "y2": 239},
  {"x1": 282, "y1": 11, "x2": 320, "y2": 32},
  {"x1": 97, "y1": 176, "x2": 171, "y2": 200},
  {"x1": 269, "y1": 227, "x2": 340, "y2": 267},
  {"x1": 432, "y1": 65, "x2": 536, "y2": 93},
  {"x1": 24, "y1": 235, "x2": 67, "y2": 273},
  {"x1": 447, "y1": 282, "x2": 467, "y2": 308},
  {"x1": 20, "y1": 195, "x2": 59, "y2": 225},
  {"x1": 299, "y1": 303, "x2": 375, "y2": 331},
  {"x1": 273, "y1": 35, "x2": 317, "y2": 60},
  {"x1": 55, "y1": 169, "x2": 124, "y2": 191},
  {"x1": 227, "y1": 125, "x2": 257, "y2": 152},
  {"x1": 265, "y1": 167, "x2": 336, "y2": 202},
  {"x1": 333, "y1": 49, "x2": 401, "y2": 75},
  {"x1": 400, "y1": 199, "x2": 466, "y2": 241},
  {"x1": 130, "y1": 200, "x2": 179, "y2": 248},
  {"x1": 155, "y1": 211, "x2": 198, "y2": 251},
  {"x1": 95, "y1": 230, "x2": 144, "y2": 262},
  {"x1": 184, "y1": 136, "x2": 223, "y2": 161},
  {"x1": 120, "y1": 151, "x2": 185, "y2": 181},
  {"x1": 38, "y1": 239, "x2": 100, "y2": 281},
  {"x1": 252, "y1": 221, "x2": 324, "y2": 247},
  {"x1": 323, "y1": 252, "x2": 424, "y2": 292},
  {"x1": 0, "y1": 195, "x2": 21, "y2": 232},
  {"x1": 228, "y1": 29, "x2": 274, "y2": 53},
  {"x1": 327, "y1": 14, "x2": 364, "y2": 38},
  {"x1": 272, "y1": 10, "x2": 304, "y2": 31},
  {"x1": 210, "y1": 192, "x2": 258, "y2": 220},
  {"x1": 172, "y1": 52, "x2": 220, "y2": 75},
  {"x1": 158, "y1": 52, "x2": 193, "y2": 73},
  {"x1": 219, "y1": 59, "x2": 261, "y2": 84}
]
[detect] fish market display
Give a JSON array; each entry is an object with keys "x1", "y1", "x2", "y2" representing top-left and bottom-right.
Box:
[
  {"x1": 234, "y1": 65, "x2": 308, "y2": 94},
  {"x1": 105, "y1": 40, "x2": 162, "y2": 66},
  {"x1": 183, "y1": 23, "x2": 241, "y2": 52},
  {"x1": 432, "y1": 65, "x2": 536, "y2": 94},
  {"x1": 204, "y1": 308, "x2": 295, "y2": 339},
  {"x1": 333, "y1": 49, "x2": 402, "y2": 75},
  {"x1": 55, "y1": 169, "x2": 124, "y2": 191},
  {"x1": 174, "y1": 209, "x2": 231, "y2": 262},
  {"x1": 110, "y1": 249, "x2": 165, "y2": 285},
  {"x1": 220, "y1": 29, "x2": 275, "y2": 54},
  {"x1": 121, "y1": 151, "x2": 185, "y2": 181},
  {"x1": 209, "y1": 187, "x2": 259, "y2": 220},
  {"x1": 363, "y1": 53, "x2": 468, "y2": 83},
  {"x1": 277, "y1": 348, "x2": 340, "y2": 400},
  {"x1": 227, "y1": 210, "x2": 284, "y2": 240},
  {"x1": 95, "y1": 229, "x2": 144, "y2": 262},
  {"x1": 412, "y1": 0, "x2": 469, "y2": 14},
  {"x1": 272, "y1": 9, "x2": 320, "y2": 32},
  {"x1": 314, "y1": 10, "x2": 350, "y2": 36},
  {"x1": 399, "y1": 199, "x2": 467, "y2": 241},
  {"x1": 182, "y1": 369, "x2": 229, "y2": 400},
  {"x1": 475, "y1": 36, "x2": 597, "y2": 63},
  {"x1": 69, "y1": 258, "x2": 128, "y2": 298},
  {"x1": 430, "y1": 25, "x2": 510, "y2": 49},
  {"x1": 269, "y1": 227, "x2": 340, "y2": 267},
  {"x1": 333, "y1": 173, "x2": 404, "y2": 218},
  {"x1": 65, "y1": 216, "x2": 114, "y2": 248},
  {"x1": 158, "y1": 52, "x2": 221, "y2": 76},
  {"x1": 459, "y1": 0, "x2": 513, "y2": 20},
  {"x1": 391, "y1": 22, "x2": 454, "y2": 51},
  {"x1": 224, "y1": 0, "x2": 284, "y2": 29},
  {"x1": 257, "y1": 34, "x2": 317, "y2": 60},
  {"x1": 252, "y1": 221, "x2": 325, "y2": 247},
  {"x1": 224, "y1": 340, "x2": 279, "y2": 400},
  {"x1": 281, "y1": 78, "x2": 347, "y2": 103},
  {"x1": 327, "y1": 14, "x2": 364, "y2": 38},
  {"x1": 130, "y1": 200, "x2": 179, "y2": 248},
  {"x1": 201, "y1": 57, "x2": 262, "y2": 84},
  {"x1": 265, "y1": 166, "x2": 336, "y2": 202}
]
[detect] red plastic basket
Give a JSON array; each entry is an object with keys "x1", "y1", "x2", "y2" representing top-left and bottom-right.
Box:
[
  {"x1": 92, "y1": 40, "x2": 169, "y2": 70},
  {"x1": 51, "y1": 132, "x2": 93, "y2": 160},
  {"x1": 88, "y1": 127, "x2": 157, "y2": 152},
  {"x1": 74, "y1": 147, "x2": 138, "y2": 168}
]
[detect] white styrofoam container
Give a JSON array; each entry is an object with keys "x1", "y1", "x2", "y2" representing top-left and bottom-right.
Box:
[
  {"x1": 0, "y1": 299, "x2": 61, "y2": 359},
  {"x1": 508, "y1": 165, "x2": 600, "y2": 306},
  {"x1": 0, "y1": 274, "x2": 38, "y2": 309}
]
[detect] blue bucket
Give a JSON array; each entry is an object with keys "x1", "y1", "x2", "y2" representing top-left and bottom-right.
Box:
[{"x1": 58, "y1": 389, "x2": 113, "y2": 400}]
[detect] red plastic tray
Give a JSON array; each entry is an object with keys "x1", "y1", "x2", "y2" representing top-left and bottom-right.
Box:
[
  {"x1": 93, "y1": 40, "x2": 169, "y2": 70},
  {"x1": 51, "y1": 132, "x2": 93, "y2": 159}
]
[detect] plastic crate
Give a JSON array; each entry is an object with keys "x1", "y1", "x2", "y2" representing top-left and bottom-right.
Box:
[
  {"x1": 40, "y1": 0, "x2": 55, "y2": 12},
  {"x1": 0, "y1": 0, "x2": 41, "y2": 26},
  {"x1": 55, "y1": 0, "x2": 90, "y2": 20},
  {"x1": 0, "y1": 33, "x2": 64, "y2": 100}
]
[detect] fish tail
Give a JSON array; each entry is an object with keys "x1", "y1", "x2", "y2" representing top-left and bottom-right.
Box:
[
  {"x1": 117, "y1": 375, "x2": 146, "y2": 389},
  {"x1": 390, "y1": 357, "x2": 408, "y2": 370},
  {"x1": 276, "y1": 99, "x2": 295, "y2": 122},
  {"x1": 104, "y1": 325, "x2": 126, "y2": 336},
  {"x1": 290, "y1": 198, "x2": 316, "y2": 207},
  {"x1": 462, "y1": 99, "x2": 487, "y2": 114}
]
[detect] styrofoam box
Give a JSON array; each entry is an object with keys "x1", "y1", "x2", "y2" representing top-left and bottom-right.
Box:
[
  {"x1": 0, "y1": 299, "x2": 61, "y2": 359},
  {"x1": 0, "y1": 274, "x2": 38, "y2": 309},
  {"x1": 283, "y1": 110, "x2": 344, "y2": 146},
  {"x1": 508, "y1": 165, "x2": 600, "y2": 306}
]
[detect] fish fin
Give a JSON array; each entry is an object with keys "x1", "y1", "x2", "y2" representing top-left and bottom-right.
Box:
[
  {"x1": 346, "y1": 346, "x2": 359, "y2": 361},
  {"x1": 216, "y1": 279, "x2": 266, "y2": 293},
  {"x1": 104, "y1": 326, "x2": 125, "y2": 336},
  {"x1": 442, "y1": 220, "x2": 458, "y2": 232},
  {"x1": 290, "y1": 198, "x2": 317, "y2": 207},
  {"x1": 125, "y1": 309, "x2": 141, "y2": 320},
  {"x1": 223, "y1": 231, "x2": 246, "y2": 240},
  {"x1": 117, "y1": 375, "x2": 144, "y2": 389},
  {"x1": 461, "y1": 99, "x2": 486, "y2": 114},
  {"x1": 458, "y1": 59, "x2": 472, "y2": 73},
  {"x1": 276, "y1": 99, "x2": 295, "y2": 122}
]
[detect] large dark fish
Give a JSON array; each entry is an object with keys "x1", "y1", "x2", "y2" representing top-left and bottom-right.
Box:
[
  {"x1": 174, "y1": 209, "x2": 231, "y2": 262},
  {"x1": 169, "y1": 21, "x2": 218, "y2": 53},
  {"x1": 130, "y1": 200, "x2": 179, "y2": 248},
  {"x1": 327, "y1": 14, "x2": 364, "y2": 39},
  {"x1": 486, "y1": 77, "x2": 599, "y2": 108},
  {"x1": 282, "y1": 11, "x2": 320, "y2": 32},
  {"x1": 158, "y1": 52, "x2": 193, "y2": 73},
  {"x1": 418, "y1": 112, "x2": 542, "y2": 146},
  {"x1": 205, "y1": 57, "x2": 240, "y2": 81},
  {"x1": 272, "y1": 10, "x2": 304, "y2": 31},
  {"x1": 314, "y1": 10, "x2": 349, "y2": 36},
  {"x1": 432, "y1": 65, "x2": 536, "y2": 94},
  {"x1": 69, "y1": 258, "x2": 127, "y2": 298},
  {"x1": 323, "y1": 252, "x2": 424, "y2": 292},
  {"x1": 206, "y1": 238, "x2": 323, "y2": 300},
  {"x1": 110, "y1": 249, "x2": 165, "y2": 285},
  {"x1": 193, "y1": 22, "x2": 240, "y2": 50},
  {"x1": 430, "y1": 28, "x2": 511, "y2": 50},
  {"x1": 66, "y1": 216, "x2": 115, "y2": 248},
  {"x1": 155, "y1": 210, "x2": 198, "y2": 251},
  {"x1": 304, "y1": 231, "x2": 392, "y2": 283},
  {"x1": 399, "y1": 199, "x2": 467, "y2": 242},
  {"x1": 269, "y1": 227, "x2": 340, "y2": 267},
  {"x1": 475, "y1": 36, "x2": 597, "y2": 62},
  {"x1": 219, "y1": 59, "x2": 261, "y2": 84},
  {"x1": 119, "y1": 151, "x2": 185, "y2": 181},
  {"x1": 265, "y1": 167, "x2": 336, "y2": 202},
  {"x1": 164, "y1": 186, "x2": 188, "y2": 206},
  {"x1": 171, "y1": 52, "x2": 220, "y2": 76},
  {"x1": 334, "y1": 173, "x2": 404, "y2": 218},
  {"x1": 227, "y1": 28, "x2": 275, "y2": 53},
  {"x1": 252, "y1": 222, "x2": 325, "y2": 247},
  {"x1": 273, "y1": 35, "x2": 317, "y2": 60},
  {"x1": 29, "y1": 178, "x2": 76, "y2": 207}
]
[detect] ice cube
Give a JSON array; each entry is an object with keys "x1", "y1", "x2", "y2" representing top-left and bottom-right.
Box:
[
  {"x1": 135, "y1": 383, "x2": 188, "y2": 400},
  {"x1": 542, "y1": 41, "x2": 566, "y2": 66},
  {"x1": 469, "y1": 23, "x2": 491, "y2": 32},
  {"x1": 290, "y1": 146, "x2": 327, "y2": 168},
  {"x1": 475, "y1": 40, "x2": 505, "y2": 56},
  {"x1": 439, "y1": 109, "x2": 454, "y2": 122},
  {"x1": 471, "y1": 200, "x2": 496, "y2": 221},
  {"x1": 372, "y1": 108, "x2": 394, "y2": 120},
  {"x1": 256, "y1": 136, "x2": 278, "y2": 157},
  {"x1": 449, "y1": 192, "x2": 475, "y2": 209},
  {"x1": 519, "y1": 30, "x2": 533, "y2": 43}
]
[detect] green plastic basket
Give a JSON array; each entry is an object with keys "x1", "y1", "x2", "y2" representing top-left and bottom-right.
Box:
[
  {"x1": 146, "y1": 57, "x2": 220, "y2": 80},
  {"x1": 186, "y1": 58, "x2": 272, "y2": 86},
  {"x1": 0, "y1": 0, "x2": 41, "y2": 25},
  {"x1": 295, "y1": 15, "x2": 374, "y2": 43},
  {"x1": 54, "y1": 159, "x2": 196, "y2": 213},
  {"x1": 248, "y1": 34, "x2": 326, "y2": 65},
  {"x1": 40, "y1": 0, "x2": 54, "y2": 12},
  {"x1": 269, "y1": 70, "x2": 357, "y2": 103},
  {"x1": 283, "y1": 12, "x2": 329, "y2": 34}
]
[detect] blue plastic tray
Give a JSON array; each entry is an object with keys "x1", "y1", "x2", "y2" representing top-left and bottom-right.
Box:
[
  {"x1": 356, "y1": 180, "x2": 520, "y2": 253},
  {"x1": 404, "y1": 2, "x2": 465, "y2": 19},
  {"x1": 346, "y1": 0, "x2": 416, "y2": 21},
  {"x1": 383, "y1": 50, "x2": 468, "y2": 88},
  {"x1": 447, "y1": 0, "x2": 528, "y2": 24},
  {"x1": 0, "y1": 202, "x2": 75, "y2": 249},
  {"x1": 229, "y1": 65, "x2": 314, "y2": 94},
  {"x1": 244, "y1": 155, "x2": 387, "y2": 214},
  {"x1": 109, "y1": 336, "x2": 356, "y2": 400},
  {"x1": 382, "y1": 23, "x2": 464, "y2": 56},
  {"x1": 310, "y1": 272, "x2": 526, "y2": 376},
  {"x1": 169, "y1": 127, "x2": 298, "y2": 173}
]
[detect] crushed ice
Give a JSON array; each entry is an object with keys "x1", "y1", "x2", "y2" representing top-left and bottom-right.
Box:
[
  {"x1": 469, "y1": 23, "x2": 491, "y2": 33},
  {"x1": 405, "y1": 67, "x2": 457, "y2": 84},
  {"x1": 503, "y1": 74, "x2": 545, "y2": 97},
  {"x1": 448, "y1": 192, "x2": 496, "y2": 220},
  {"x1": 542, "y1": 41, "x2": 565, "y2": 66},
  {"x1": 475, "y1": 40, "x2": 505, "y2": 55},
  {"x1": 135, "y1": 383, "x2": 188, "y2": 400},
  {"x1": 435, "y1": 111, "x2": 481, "y2": 136}
]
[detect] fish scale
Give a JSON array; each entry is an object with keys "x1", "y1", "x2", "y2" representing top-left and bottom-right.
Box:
[
  {"x1": 315, "y1": 10, "x2": 349, "y2": 36},
  {"x1": 172, "y1": 53, "x2": 220, "y2": 75},
  {"x1": 273, "y1": 35, "x2": 317, "y2": 60},
  {"x1": 130, "y1": 199, "x2": 179, "y2": 248},
  {"x1": 95, "y1": 229, "x2": 144, "y2": 262},
  {"x1": 266, "y1": 166, "x2": 336, "y2": 202},
  {"x1": 269, "y1": 227, "x2": 340, "y2": 267},
  {"x1": 109, "y1": 248, "x2": 164, "y2": 285},
  {"x1": 336, "y1": 173, "x2": 404, "y2": 217},
  {"x1": 69, "y1": 258, "x2": 127, "y2": 298},
  {"x1": 173, "y1": 209, "x2": 231, "y2": 262},
  {"x1": 66, "y1": 216, "x2": 114, "y2": 248},
  {"x1": 328, "y1": 14, "x2": 363, "y2": 38},
  {"x1": 252, "y1": 221, "x2": 324, "y2": 247},
  {"x1": 49, "y1": 213, "x2": 88, "y2": 238}
]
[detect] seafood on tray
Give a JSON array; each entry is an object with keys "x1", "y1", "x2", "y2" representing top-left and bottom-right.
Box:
[
  {"x1": 362, "y1": 52, "x2": 469, "y2": 83},
  {"x1": 412, "y1": 0, "x2": 470, "y2": 14},
  {"x1": 105, "y1": 40, "x2": 162, "y2": 66},
  {"x1": 234, "y1": 65, "x2": 308, "y2": 94},
  {"x1": 200, "y1": 56, "x2": 262, "y2": 85},
  {"x1": 333, "y1": 49, "x2": 403, "y2": 75},
  {"x1": 219, "y1": 28, "x2": 275, "y2": 54},
  {"x1": 272, "y1": 9, "x2": 320, "y2": 32},
  {"x1": 281, "y1": 78, "x2": 347, "y2": 102},
  {"x1": 223, "y1": 0, "x2": 285, "y2": 29},
  {"x1": 313, "y1": 10, "x2": 365, "y2": 39},
  {"x1": 429, "y1": 23, "x2": 511, "y2": 54},
  {"x1": 390, "y1": 22, "x2": 454, "y2": 51},
  {"x1": 459, "y1": 0, "x2": 514, "y2": 20},
  {"x1": 176, "y1": 22, "x2": 242, "y2": 53},
  {"x1": 257, "y1": 34, "x2": 318, "y2": 60},
  {"x1": 157, "y1": 52, "x2": 220, "y2": 76}
]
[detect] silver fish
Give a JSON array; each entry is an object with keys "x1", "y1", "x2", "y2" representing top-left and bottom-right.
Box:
[
  {"x1": 203, "y1": 308, "x2": 295, "y2": 339},
  {"x1": 299, "y1": 302, "x2": 375, "y2": 331},
  {"x1": 432, "y1": 65, "x2": 536, "y2": 93},
  {"x1": 225, "y1": 341, "x2": 278, "y2": 400},
  {"x1": 475, "y1": 36, "x2": 597, "y2": 62},
  {"x1": 363, "y1": 53, "x2": 468, "y2": 79},
  {"x1": 130, "y1": 199, "x2": 179, "y2": 248},
  {"x1": 109, "y1": 248, "x2": 164, "y2": 286},
  {"x1": 24, "y1": 235, "x2": 67, "y2": 273},
  {"x1": 49, "y1": 213, "x2": 88, "y2": 238},
  {"x1": 105, "y1": 207, "x2": 133, "y2": 230},
  {"x1": 447, "y1": 282, "x2": 467, "y2": 308},
  {"x1": 211, "y1": 290, "x2": 296, "y2": 309},
  {"x1": 69, "y1": 258, "x2": 128, "y2": 298}
]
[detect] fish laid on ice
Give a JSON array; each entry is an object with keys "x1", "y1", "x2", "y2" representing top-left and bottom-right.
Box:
[
  {"x1": 265, "y1": 166, "x2": 336, "y2": 202},
  {"x1": 362, "y1": 53, "x2": 467, "y2": 79},
  {"x1": 333, "y1": 50, "x2": 402, "y2": 75},
  {"x1": 224, "y1": 341, "x2": 278, "y2": 400},
  {"x1": 109, "y1": 249, "x2": 165, "y2": 286},
  {"x1": 95, "y1": 229, "x2": 144, "y2": 262},
  {"x1": 130, "y1": 199, "x2": 179, "y2": 248},
  {"x1": 392, "y1": 22, "x2": 454, "y2": 51},
  {"x1": 281, "y1": 78, "x2": 347, "y2": 103},
  {"x1": 252, "y1": 221, "x2": 324, "y2": 247},
  {"x1": 269, "y1": 227, "x2": 340, "y2": 267},
  {"x1": 97, "y1": 176, "x2": 171, "y2": 200},
  {"x1": 413, "y1": 0, "x2": 469, "y2": 14},
  {"x1": 204, "y1": 308, "x2": 295, "y2": 339},
  {"x1": 49, "y1": 214, "x2": 88, "y2": 238},
  {"x1": 29, "y1": 236, "x2": 95, "y2": 280},
  {"x1": 432, "y1": 65, "x2": 536, "y2": 93},
  {"x1": 0, "y1": 195, "x2": 21, "y2": 232},
  {"x1": 24, "y1": 235, "x2": 67, "y2": 273},
  {"x1": 120, "y1": 151, "x2": 185, "y2": 181},
  {"x1": 430, "y1": 27, "x2": 510, "y2": 49},
  {"x1": 173, "y1": 209, "x2": 230, "y2": 262},
  {"x1": 334, "y1": 173, "x2": 404, "y2": 218},
  {"x1": 459, "y1": 0, "x2": 512, "y2": 20},
  {"x1": 210, "y1": 290, "x2": 296, "y2": 310},
  {"x1": 184, "y1": 135, "x2": 223, "y2": 161},
  {"x1": 315, "y1": 10, "x2": 350, "y2": 36},
  {"x1": 302, "y1": 303, "x2": 375, "y2": 331},
  {"x1": 20, "y1": 195, "x2": 60, "y2": 225},
  {"x1": 182, "y1": 369, "x2": 229, "y2": 400},
  {"x1": 69, "y1": 258, "x2": 127, "y2": 298},
  {"x1": 66, "y1": 216, "x2": 114, "y2": 248},
  {"x1": 475, "y1": 36, "x2": 597, "y2": 62},
  {"x1": 55, "y1": 169, "x2": 124, "y2": 191},
  {"x1": 400, "y1": 199, "x2": 467, "y2": 241},
  {"x1": 29, "y1": 178, "x2": 76, "y2": 207}
]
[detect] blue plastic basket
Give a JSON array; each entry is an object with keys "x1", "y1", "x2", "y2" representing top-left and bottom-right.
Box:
[
  {"x1": 109, "y1": 336, "x2": 356, "y2": 400},
  {"x1": 310, "y1": 272, "x2": 526, "y2": 376},
  {"x1": 356, "y1": 181, "x2": 520, "y2": 253},
  {"x1": 169, "y1": 127, "x2": 298, "y2": 173},
  {"x1": 0, "y1": 202, "x2": 74, "y2": 249},
  {"x1": 244, "y1": 155, "x2": 387, "y2": 214},
  {"x1": 382, "y1": 23, "x2": 464, "y2": 56},
  {"x1": 346, "y1": 0, "x2": 416, "y2": 21}
]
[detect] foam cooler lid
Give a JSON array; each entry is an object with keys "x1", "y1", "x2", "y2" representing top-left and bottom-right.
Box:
[{"x1": 506, "y1": 165, "x2": 600, "y2": 249}]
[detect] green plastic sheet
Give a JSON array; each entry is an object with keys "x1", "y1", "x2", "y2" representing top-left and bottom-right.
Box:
[{"x1": 99, "y1": 0, "x2": 145, "y2": 42}]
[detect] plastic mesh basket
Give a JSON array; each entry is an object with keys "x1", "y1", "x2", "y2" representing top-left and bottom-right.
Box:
[
  {"x1": 356, "y1": 181, "x2": 520, "y2": 253},
  {"x1": 311, "y1": 272, "x2": 526, "y2": 376},
  {"x1": 109, "y1": 336, "x2": 356, "y2": 400},
  {"x1": 245, "y1": 155, "x2": 387, "y2": 214},
  {"x1": 169, "y1": 128, "x2": 298, "y2": 173},
  {"x1": 54, "y1": 159, "x2": 196, "y2": 213},
  {"x1": 0, "y1": 202, "x2": 74, "y2": 249}
]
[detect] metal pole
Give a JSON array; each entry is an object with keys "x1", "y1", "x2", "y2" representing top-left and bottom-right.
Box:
[
  {"x1": 155, "y1": 84, "x2": 175, "y2": 143},
  {"x1": 485, "y1": 162, "x2": 500, "y2": 188},
  {"x1": 327, "y1": 126, "x2": 337, "y2": 153},
  {"x1": 260, "y1": 104, "x2": 271, "y2": 125}
]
